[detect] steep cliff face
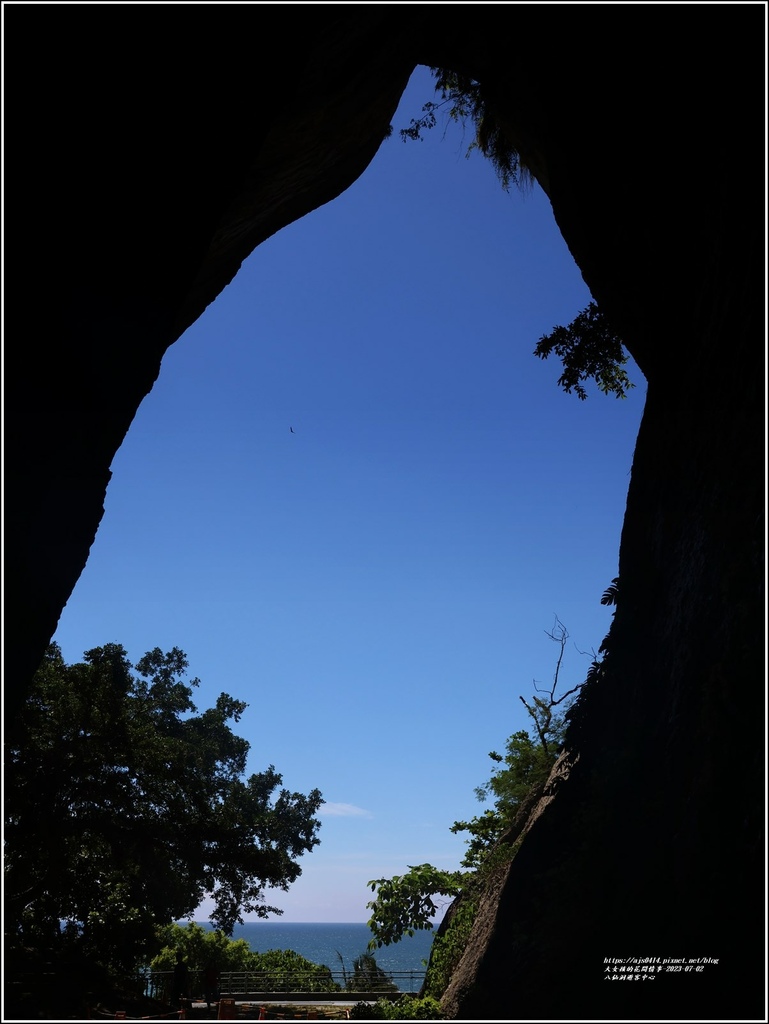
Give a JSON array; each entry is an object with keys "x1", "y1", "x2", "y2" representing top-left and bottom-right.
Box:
[
  {"x1": 6, "y1": 7, "x2": 764, "y2": 1020},
  {"x1": 435, "y1": 12, "x2": 765, "y2": 1021},
  {"x1": 441, "y1": 372, "x2": 764, "y2": 1021},
  {"x1": 5, "y1": 8, "x2": 418, "y2": 719}
]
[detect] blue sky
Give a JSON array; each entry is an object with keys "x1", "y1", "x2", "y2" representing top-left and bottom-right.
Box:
[{"x1": 52, "y1": 67, "x2": 647, "y2": 923}]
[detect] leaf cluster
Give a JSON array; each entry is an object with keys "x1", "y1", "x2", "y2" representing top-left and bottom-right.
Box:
[
  {"x1": 450, "y1": 726, "x2": 563, "y2": 870},
  {"x1": 534, "y1": 302, "x2": 635, "y2": 400},
  {"x1": 365, "y1": 864, "x2": 465, "y2": 949},
  {"x1": 151, "y1": 921, "x2": 254, "y2": 972}
]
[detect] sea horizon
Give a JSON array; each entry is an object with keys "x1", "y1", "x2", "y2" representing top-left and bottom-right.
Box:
[{"x1": 189, "y1": 919, "x2": 435, "y2": 976}]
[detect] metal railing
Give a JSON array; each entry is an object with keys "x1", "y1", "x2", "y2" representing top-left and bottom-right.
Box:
[{"x1": 137, "y1": 969, "x2": 426, "y2": 1002}]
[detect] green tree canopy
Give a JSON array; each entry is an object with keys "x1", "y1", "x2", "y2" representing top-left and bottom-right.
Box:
[
  {"x1": 5, "y1": 643, "x2": 324, "y2": 974},
  {"x1": 152, "y1": 921, "x2": 257, "y2": 973},
  {"x1": 366, "y1": 864, "x2": 465, "y2": 949},
  {"x1": 151, "y1": 922, "x2": 340, "y2": 992},
  {"x1": 450, "y1": 727, "x2": 563, "y2": 870}
]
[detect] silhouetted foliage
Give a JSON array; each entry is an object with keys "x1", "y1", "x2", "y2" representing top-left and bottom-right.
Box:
[
  {"x1": 534, "y1": 302, "x2": 635, "y2": 400},
  {"x1": 337, "y1": 951, "x2": 398, "y2": 994},
  {"x1": 5, "y1": 643, "x2": 323, "y2": 976},
  {"x1": 601, "y1": 577, "x2": 620, "y2": 606},
  {"x1": 564, "y1": 580, "x2": 620, "y2": 748},
  {"x1": 397, "y1": 76, "x2": 633, "y2": 401},
  {"x1": 397, "y1": 67, "x2": 531, "y2": 191}
]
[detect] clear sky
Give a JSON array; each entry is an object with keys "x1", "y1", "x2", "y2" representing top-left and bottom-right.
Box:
[{"x1": 51, "y1": 67, "x2": 647, "y2": 923}]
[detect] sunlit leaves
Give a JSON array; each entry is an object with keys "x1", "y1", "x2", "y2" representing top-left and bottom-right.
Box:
[
  {"x1": 365, "y1": 865, "x2": 465, "y2": 948},
  {"x1": 152, "y1": 922, "x2": 340, "y2": 991}
]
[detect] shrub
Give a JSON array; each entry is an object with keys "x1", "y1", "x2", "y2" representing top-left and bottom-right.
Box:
[
  {"x1": 378, "y1": 994, "x2": 445, "y2": 1019},
  {"x1": 347, "y1": 1002, "x2": 379, "y2": 1019}
]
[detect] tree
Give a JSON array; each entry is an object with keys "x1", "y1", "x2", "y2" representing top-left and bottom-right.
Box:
[
  {"x1": 5, "y1": 643, "x2": 324, "y2": 975},
  {"x1": 152, "y1": 923, "x2": 340, "y2": 993},
  {"x1": 337, "y1": 951, "x2": 399, "y2": 994},
  {"x1": 516, "y1": 616, "x2": 583, "y2": 754},
  {"x1": 237, "y1": 948, "x2": 338, "y2": 992},
  {"x1": 448, "y1": 618, "x2": 580, "y2": 869},
  {"x1": 366, "y1": 621, "x2": 584, "y2": 959},
  {"x1": 150, "y1": 921, "x2": 258, "y2": 974},
  {"x1": 366, "y1": 864, "x2": 466, "y2": 950},
  {"x1": 449, "y1": 730, "x2": 557, "y2": 871}
]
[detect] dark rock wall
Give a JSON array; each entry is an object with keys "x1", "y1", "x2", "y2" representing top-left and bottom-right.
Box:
[
  {"x1": 436, "y1": 11, "x2": 765, "y2": 1020},
  {"x1": 5, "y1": 7, "x2": 764, "y2": 1019},
  {"x1": 5, "y1": 8, "x2": 418, "y2": 718}
]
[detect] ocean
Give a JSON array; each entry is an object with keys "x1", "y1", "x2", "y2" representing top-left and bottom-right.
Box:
[{"x1": 194, "y1": 921, "x2": 434, "y2": 976}]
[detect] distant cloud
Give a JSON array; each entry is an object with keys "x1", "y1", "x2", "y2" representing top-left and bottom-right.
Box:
[{"x1": 322, "y1": 802, "x2": 373, "y2": 819}]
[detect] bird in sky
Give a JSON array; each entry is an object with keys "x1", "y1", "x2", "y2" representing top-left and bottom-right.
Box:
[{"x1": 290, "y1": 427, "x2": 295, "y2": 433}]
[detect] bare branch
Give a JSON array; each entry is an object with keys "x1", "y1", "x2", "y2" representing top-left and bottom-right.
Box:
[
  {"x1": 543, "y1": 615, "x2": 569, "y2": 703},
  {"x1": 532, "y1": 677, "x2": 549, "y2": 695},
  {"x1": 550, "y1": 682, "x2": 583, "y2": 707},
  {"x1": 519, "y1": 695, "x2": 551, "y2": 754},
  {"x1": 574, "y1": 643, "x2": 598, "y2": 660},
  {"x1": 520, "y1": 617, "x2": 584, "y2": 753}
]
